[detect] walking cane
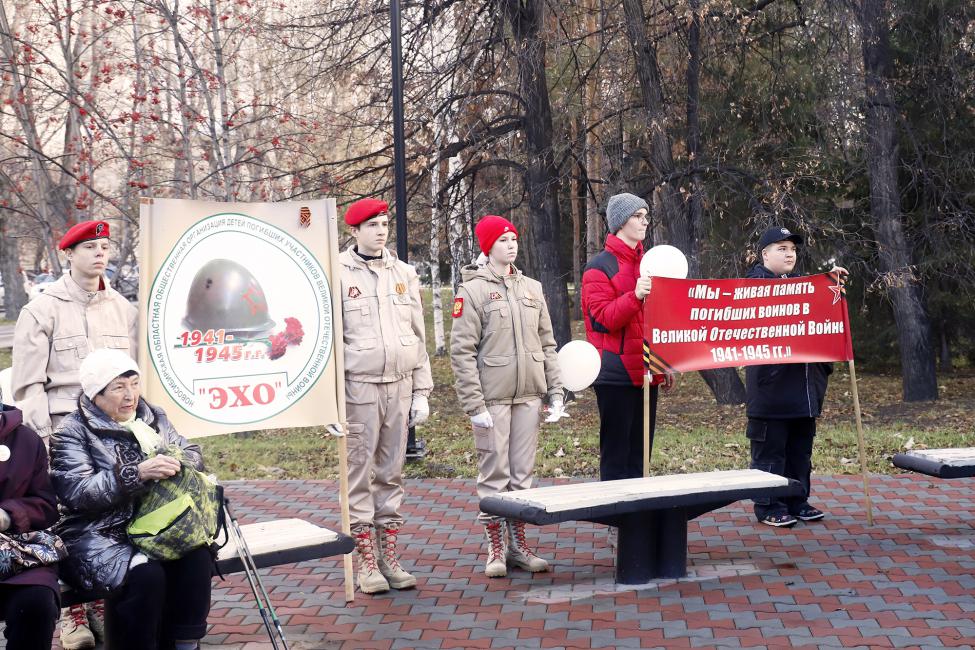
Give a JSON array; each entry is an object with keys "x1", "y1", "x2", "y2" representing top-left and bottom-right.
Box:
[{"x1": 223, "y1": 498, "x2": 291, "y2": 650}]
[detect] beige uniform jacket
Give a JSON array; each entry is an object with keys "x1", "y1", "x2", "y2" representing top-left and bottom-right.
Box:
[
  {"x1": 450, "y1": 263, "x2": 563, "y2": 416},
  {"x1": 339, "y1": 247, "x2": 433, "y2": 394},
  {"x1": 12, "y1": 274, "x2": 138, "y2": 436}
]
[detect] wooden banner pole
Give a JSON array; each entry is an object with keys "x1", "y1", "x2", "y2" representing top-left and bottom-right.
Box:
[
  {"x1": 325, "y1": 198, "x2": 355, "y2": 602},
  {"x1": 336, "y1": 429, "x2": 355, "y2": 602},
  {"x1": 848, "y1": 359, "x2": 873, "y2": 525},
  {"x1": 643, "y1": 374, "x2": 651, "y2": 477}
]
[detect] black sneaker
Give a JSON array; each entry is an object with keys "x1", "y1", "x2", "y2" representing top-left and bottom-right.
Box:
[
  {"x1": 759, "y1": 513, "x2": 798, "y2": 528},
  {"x1": 793, "y1": 505, "x2": 825, "y2": 522}
]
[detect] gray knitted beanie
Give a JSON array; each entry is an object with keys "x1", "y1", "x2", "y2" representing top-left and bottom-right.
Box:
[{"x1": 605, "y1": 193, "x2": 649, "y2": 234}]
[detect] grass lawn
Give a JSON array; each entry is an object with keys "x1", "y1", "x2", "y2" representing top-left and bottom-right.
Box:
[
  {"x1": 3, "y1": 291, "x2": 974, "y2": 481},
  {"x1": 197, "y1": 362, "x2": 975, "y2": 481},
  {"x1": 199, "y1": 288, "x2": 975, "y2": 481}
]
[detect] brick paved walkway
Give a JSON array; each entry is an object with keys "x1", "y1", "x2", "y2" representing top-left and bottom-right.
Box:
[{"x1": 42, "y1": 474, "x2": 975, "y2": 649}]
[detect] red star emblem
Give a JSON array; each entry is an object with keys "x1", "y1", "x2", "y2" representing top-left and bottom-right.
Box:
[{"x1": 827, "y1": 283, "x2": 844, "y2": 305}]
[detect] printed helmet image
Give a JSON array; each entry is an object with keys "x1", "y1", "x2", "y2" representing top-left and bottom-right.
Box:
[{"x1": 182, "y1": 259, "x2": 275, "y2": 338}]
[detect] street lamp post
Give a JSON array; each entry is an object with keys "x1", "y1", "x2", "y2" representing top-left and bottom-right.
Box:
[{"x1": 390, "y1": 0, "x2": 425, "y2": 461}]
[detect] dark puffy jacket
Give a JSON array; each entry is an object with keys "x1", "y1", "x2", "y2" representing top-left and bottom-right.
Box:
[
  {"x1": 0, "y1": 404, "x2": 60, "y2": 597},
  {"x1": 49, "y1": 396, "x2": 203, "y2": 594},
  {"x1": 745, "y1": 264, "x2": 833, "y2": 419},
  {"x1": 582, "y1": 235, "x2": 663, "y2": 387}
]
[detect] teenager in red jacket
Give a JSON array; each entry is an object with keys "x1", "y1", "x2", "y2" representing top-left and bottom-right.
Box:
[{"x1": 582, "y1": 193, "x2": 671, "y2": 480}]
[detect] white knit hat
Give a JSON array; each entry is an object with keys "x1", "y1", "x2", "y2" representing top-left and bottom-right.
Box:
[{"x1": 79, "y1": 348, "x2": 140, "y2": 399}]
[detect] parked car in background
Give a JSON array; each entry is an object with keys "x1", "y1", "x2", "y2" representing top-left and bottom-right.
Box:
[
  {"x1": 19, "y1": 263, "x2": 138, "y2": 304},
  {"x1": 0, "y1": 367, "x2": 12, "y2": 405},
  {"x1": 27, "y1": 272, "x2": 57, "y2": 301},
  {"x1": 106, "y1": 262, "x2": 139, "y2": 302}
]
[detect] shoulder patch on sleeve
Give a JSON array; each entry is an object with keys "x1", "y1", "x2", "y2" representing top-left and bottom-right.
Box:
[
  {"x1": 452, "y1": 297, "x2": 464, "y2": 318},
  {"x1": 585, "y1": 251, "x2": 619, "y2": 279}
]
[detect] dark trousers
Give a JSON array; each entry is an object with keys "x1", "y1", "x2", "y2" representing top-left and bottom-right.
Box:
[
  {"x1": 594, "y1": 383, "x2": 658, "y2": 481},
  {"x1": 0, "y1": 584, "x2": 59, "y2": 650},
  {"x1": 747, "y1": 417, "x2": 816, "y2": 519},
  {"x1": 105, "y1": 546, "x2": 213, "y2": 650}
]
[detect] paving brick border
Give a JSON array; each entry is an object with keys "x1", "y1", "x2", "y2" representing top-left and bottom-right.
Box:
[{"x1": 33, "y1": 474, "x2": 975, "y2": 649}]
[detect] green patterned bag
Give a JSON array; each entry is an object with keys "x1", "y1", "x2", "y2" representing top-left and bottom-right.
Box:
[{"x1": 127, "y1": 447, "x2": 222, "y2": 561}]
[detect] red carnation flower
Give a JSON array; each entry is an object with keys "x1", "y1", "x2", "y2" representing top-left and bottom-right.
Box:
[
  {"x1": 284, "y1": 317, "x2": 304, "y2": 345},
  {"x1": 268, "y1": 332, "x2": 288, "y2": 360}
]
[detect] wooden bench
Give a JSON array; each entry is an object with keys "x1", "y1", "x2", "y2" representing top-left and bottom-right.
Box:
[
  {"x1": 480, "y1": 469, "x2": 801, "y2": 584},
  {"x1": 62, "y1": 518, "x2": 354, "y2": 606},
  {"x1": 893, "y1": 448, "x2": 975, "y2": 479}
]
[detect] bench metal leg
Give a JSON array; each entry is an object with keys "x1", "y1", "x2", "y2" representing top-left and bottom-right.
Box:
[{"x1": 615, "y1": 508, "x2": 688, "y2": 584}]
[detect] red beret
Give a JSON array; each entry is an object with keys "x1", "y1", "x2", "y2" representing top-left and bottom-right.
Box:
[
  {"x1": 475, "y1": 215, "x2": 518, "y2": 255},
  {"x1": 344, "y1": 198, "x2": 388, "y2": 227},
  {"x1": 59, "y1": 220, "x2": 110, "y2": 250}
]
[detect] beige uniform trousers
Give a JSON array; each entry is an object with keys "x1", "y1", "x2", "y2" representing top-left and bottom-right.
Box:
[
  {"x1": 474, "y1": 398, "x2": 542, "y2": 523},
  {"x1": 346, "y1": 377, "x2": 413, "y2": 527}
]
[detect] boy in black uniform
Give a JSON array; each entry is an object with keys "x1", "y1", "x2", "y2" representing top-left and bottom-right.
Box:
[{"x1": 745, "y1": 227, "x2": 847, "y2": 528}]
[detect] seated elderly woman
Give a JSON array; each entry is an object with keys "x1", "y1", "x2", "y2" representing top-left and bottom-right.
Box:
[
  {"x1": 0, "y1": 401, "x2": 61, "y2": 649},
  {"x1": 50, "y1": 348, "x2": 212, "y2": 650}
]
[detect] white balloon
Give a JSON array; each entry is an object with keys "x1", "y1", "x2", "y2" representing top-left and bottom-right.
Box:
[
  {"x1": 557, "y1": 340, "x2": 601, "y2": 392},
  {"x1": 640, "y1": 245, "x2": 689, "y2": 279}
]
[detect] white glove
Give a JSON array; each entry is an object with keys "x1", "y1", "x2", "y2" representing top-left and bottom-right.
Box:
[
  {"x1": 544, "y1": 394, "x2": 570, "y2": 423},
  {"x1": 0, "y1": 508, "x2": 10, "y2": 532},
  {"x1": 408, "y1": 394, "x2": 430, "y2": 427},
  {"x1": 471, "y1": 410, "x2": 494, "y2": 429}
]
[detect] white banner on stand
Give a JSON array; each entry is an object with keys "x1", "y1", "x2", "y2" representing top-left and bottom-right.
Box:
[{"x1": 138, "y1": 198, "x2": 341, "y2": 437}]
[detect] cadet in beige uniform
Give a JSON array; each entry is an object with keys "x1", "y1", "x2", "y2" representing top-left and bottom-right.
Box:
[
  {"x1": 11, "y1": 219, "x2": 136, "y2": 650},
  {"x1": 13, "y1": 222, "x2": 138, "y2": 441},
  {"x1": 450, "y1": 215, "x2": 564, "y2": 577},
  {"x1": 340, "y1": 198, "x2": 433, "y2": 595}
]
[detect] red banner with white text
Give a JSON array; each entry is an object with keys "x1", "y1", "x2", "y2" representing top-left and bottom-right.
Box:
[{"x1": 643, "y1": 274, "x2": 853, "y2": 373}]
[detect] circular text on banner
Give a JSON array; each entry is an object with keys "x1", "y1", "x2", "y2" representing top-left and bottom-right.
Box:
[{"x1": 148, "y1": 213, "x2": 334, "y2": 425}]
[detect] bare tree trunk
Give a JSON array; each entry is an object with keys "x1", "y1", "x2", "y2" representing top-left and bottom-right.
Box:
[
  {"x1": 583, "y1": 0, "x2": 605, "y2": 266},
  {"x1": 161, "y1": 0, "x2": 198, "y2": 198},
  {"x1": 0, "y1": 217, "x2": 28, "y2": 317},
  {"x1": 685, "y1": 0, "x2": 705, "y2": 270},
  {"x1": 209, "y1": 0, "x2": 236, "y2": 197},
  {"x1": 0, "y1": 1, "x2": 68, "y2": 271},
  {"x1": 114, "y1": 6, "x2": 145, "y2": 286},
  {"x1": 938, "y1": 325, "x2": 952, "y2": 374},
  {"x1": 159, "y1": 0, "x2": 226, "y2": 197},
  {"x1": 859, "y1": 0, "x2": 937, "y2": 401},
  {"x1": 57, "y1": 3, "x2": 87, "y2": 226},
  {"x1": 584, "y1": 93, "x2": 605, "y2": 261},
  {"x1": 447, "y1": 156, "x2": 470, "y2": 293},
  {"x1": 570, "y1": 115, "x2": 584, "y2": 321},
  {"x1": 685, "y1": 0, "x2": 745, "y2": 404},
  {"x1": 429, "y1": 156, "x2": 447, "y2": 356},
  {"x1": 502, "y1": 0, "x2": 570, "y2": 346},
  {"x1": 586, "y1": 186, "x2": 606, "y2": 259},
  {"x1": 620, "y1": 0, "x2": 688, "y2": 260},
  {"x1": 619, "y1": 0, "x2": 744, "y2": 403}
]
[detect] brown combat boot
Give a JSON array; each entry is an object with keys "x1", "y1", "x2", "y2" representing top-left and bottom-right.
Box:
[
  {"x1": 506, "y1": 519, "x2": 550, "y2": 572},
  {"x1": 352, "y1": 524, "x2": 390, "y2": 594},
  {"x1": 484, "y1": 521, "x2": 508, "y2": 578},
  {"x1": 376, "y1": 524, "x2": 417, "y2": 589}
]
